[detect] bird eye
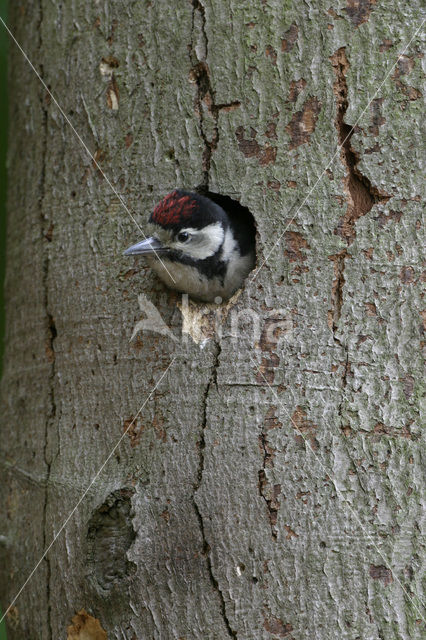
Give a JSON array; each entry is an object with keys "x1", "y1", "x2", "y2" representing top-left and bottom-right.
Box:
[{"x1": 177, "y1": 231, "x2": 190, "y2": 243}]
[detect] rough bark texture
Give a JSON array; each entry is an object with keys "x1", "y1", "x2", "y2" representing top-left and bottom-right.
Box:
[{"x1": 0, "y1": 1, "x2": 424, "y2": 639}]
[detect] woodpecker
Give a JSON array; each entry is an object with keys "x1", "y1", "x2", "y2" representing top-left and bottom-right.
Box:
[{"x1": 124, "y1": 190, "x2": 255, "y2": 302}]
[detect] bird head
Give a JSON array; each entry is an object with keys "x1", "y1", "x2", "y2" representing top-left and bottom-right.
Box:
[
  {"x1": 124, "y1": 189, "x2": 255, "y2": 301},
  {"x1": 124, "y1": 190, "x2": 229, "y2": 262}
]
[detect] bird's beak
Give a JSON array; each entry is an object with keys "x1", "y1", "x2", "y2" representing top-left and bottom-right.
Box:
[{"x1": 123, "y1": 237, "x2": 169, "y2": 256}]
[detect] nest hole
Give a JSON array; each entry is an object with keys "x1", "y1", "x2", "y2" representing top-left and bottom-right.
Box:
[
  {"x1": 198, "y1": 190, "x2": 256, "y2": 255},
  {"x1": 195, "y1": 189, "x2": 257, "y2": 302}
]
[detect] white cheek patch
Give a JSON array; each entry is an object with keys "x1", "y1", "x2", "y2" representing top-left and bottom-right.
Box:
[
  {"x1": 221, "y1": 227, "x2": 237, "y2": 262},
  {"x1": 175, "y1": 222, "x2": 224, "y2": 260}
]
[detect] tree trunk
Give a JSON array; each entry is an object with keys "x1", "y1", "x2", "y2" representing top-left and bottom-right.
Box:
[{"x1": 1, "y1": 1, "x2": 424, "y2": 639}]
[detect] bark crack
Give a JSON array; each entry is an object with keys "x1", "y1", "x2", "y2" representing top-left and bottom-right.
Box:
[
  {"x1": 328, "y1": 48, "x2": 390, "y2": 435},
  {"x1": 41, "y1": 146, "x2": 54, "y2": 640},
  {"x1": 38, "y1": 19, "x2": 55, "y2": 635},
  {"x1": 258, "y1": 431, "x2": 280, "y2": 541},
  {"x1": 337, "y1": 348, "x2": 350, "y2": 429},
  {"x1": 193, "y1": 342, "x2": 236, "y2": 638},
  {"x1": 330, "y1": 47, "x2": 390, "y2": 245},
  {"x1": 189, "y1": 1, "x2": 240, "y2": 189},
  {"x1": 328, "y1": 249, "x2": 348, "y2": 341}
]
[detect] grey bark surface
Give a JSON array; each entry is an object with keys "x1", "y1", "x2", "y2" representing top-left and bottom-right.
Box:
[{"x1": 0, "y1": 1, "x2": 424, "y2": 639}]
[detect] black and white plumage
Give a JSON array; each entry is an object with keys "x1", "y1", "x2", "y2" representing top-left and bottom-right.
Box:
[{"x1": 124, "y1": 190, "x2": 256, "y2": 302}]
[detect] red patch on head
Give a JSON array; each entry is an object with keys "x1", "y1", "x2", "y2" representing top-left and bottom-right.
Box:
[{"x1": 152, "y1": 191, "x2": 197, "y2": 226}]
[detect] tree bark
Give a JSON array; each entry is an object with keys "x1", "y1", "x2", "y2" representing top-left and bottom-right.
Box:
[{"x1": 1, "y1": 1, "x2": 424, "y2": 639}]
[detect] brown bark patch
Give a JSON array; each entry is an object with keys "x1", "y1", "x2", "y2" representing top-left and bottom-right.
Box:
[
  {"x1": 153, "y1": 413, "x2": 167, "y2": 442},
  {"x1": 45, "y1": 314, "x2": 57, "y2": 363},
  {"x1": 121, "y1": 268, "x2": 138, "y2": 280},
  {"x1": 392, "y1": 56, "x2": 422, "y2": 101},
  {"x1": 4, "y1": 606, "x2": 19, "y2": 630},
  {"x1": 379, "y1": 39, "x2": 393, "y2": 52},
  {"x1": 400, "y1": 266, "x2": 415, "y2": 284},
  {"x1": 344, "y1": 0, "x2": 377, "y2": 27},
  {"x1": 296, "y1": 490, "x2": 311, "y2": 503},
  {"x1": 402, "y1": 375, "x2": 414, "y2": 399},
  {"x1": 265, "y1": 45, "x2": 277, "y2": 65},
  {"x1": 369, "y1": 98, "x2": 385, "y2": 136},
  {"x1": 265, "y1": 121, "x2": 278, "y2": 139},
  {"x1": 259, "y1": 314, "x2": 292, "y2": 352},
  {"x1": 67, "y1": 610, "x2": 107, "y2": 639},
  {"x1": 256, "y1": 353, "x2": 280, "y2": 384},
  {"x1": 258, "y1": 436, "x2": 276, "y2": 468},
  {"x1": 44, "y1": 222, "x2": 54, "y2": 241},
  {"x1": 107, "y1": 20, "x2": 118, "y2": 46},
  {"x1": 260, "y1": 146, "x2": 278, "y2": 165},
  {"x1": 45, "y1": 341, "x2": 55, "y2": 363},
  {"x1": 369, "y1": 564, "x2": 393, "y2": 586},
  {"x1": 284, "y1": 525, "x2": 299, "y2": 539},
  {"x1": 258, "y1": 409, "x2": 283, "y2": 537},
  {"x1": 287, "y1": 78, "x2": 306, "y2": 103},
  {"x1": 258, "y1": 471, "x2": 281, "y2": 537},
  {"x1": 267, "y1": 180, "x2": 281, "y2": 191},
  {"x1": 327, "y1": 250, "x2": 348, "y2": 332},
  {"x1": 285, "y1": 97, "x2": 321, "y2": 150},
  {"x1": 263, "y1": 611, "x2": 293, "y2": 637},
  {"x1": 330, "y1": 48, "x2": 390, "y2": 244},
  {"x1": 373, "y1": 422, "x2": 390, "y2": 435},
  {"x1": 364, "y1": 141, "x2": 381, "y2": 154},
  {"x1": 264, "y1": 406, "x2": 283, "y2": 431},
  {"x1": 101, "y1": 55, "x2": 119, "y2": 69},
  {"x1": 284, "y1": 231, "x2": 310, "y2": 262},
  {"x1": 83, "y1": 148, "x2": 107, "y2": 183},
  {"x1": 365, "y1": 302, "x2": 377, "y2": 316},
  {"x1": 281, "y1": 23, "x2": 299, "y2": 52},
  {"x1": 368, "y1": 420, "x2": 420, "y2": 442},
  {"x1": 376, "y1": 209, "x2": 403, "y2": 227},
  {"x1": 291, "y1": 406, "x2": 317, "y2": 432},
  {"x1": 123, "y1": 416, "x2": 142, "y2": 447},
  {"x1": 291, "y1": 406, "x2": 319, "y2": 450},
  {"x1": 235, "y1": 126, "x2": 277, "y2": 165}
]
